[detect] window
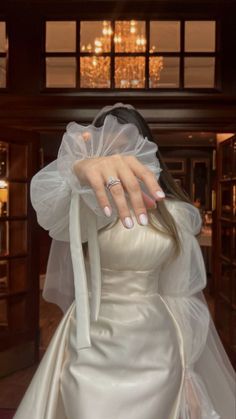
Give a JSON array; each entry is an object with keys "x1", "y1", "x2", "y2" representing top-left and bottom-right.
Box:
[
  {"x1": 43, "y1": 19, "x2": 218, "y2": 91},
  {"x1": 0, "y1": 22, "x2": 8, "y2": 89}
]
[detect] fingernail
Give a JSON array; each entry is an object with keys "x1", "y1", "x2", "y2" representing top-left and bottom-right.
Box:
[
  {"x1": 139, "y1": 213, "x2": 148, "y2": 226},
  {"x1": 124, "y1": 216, "x2": 134, "y2": 229},
  {"x1": 155, "y1": 190, "x2": 165, "y2": 199},
  {"x1": 104, "y1": 206, "x2": 112, "y2": 217}
]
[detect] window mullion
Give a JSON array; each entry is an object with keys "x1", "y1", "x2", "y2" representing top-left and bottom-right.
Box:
[
  {"x1": 145, "y1": 19, "x2": 150, "y2": 89},
  {"x1": 180, "y1": 19, "x2": 184, "y2": 90},
  {"x1": 77, "y1": 19, "x2": 80, "y2": 89},
  {"x1": 111, "y1": 20, "x2": 115, "y2": 89}
]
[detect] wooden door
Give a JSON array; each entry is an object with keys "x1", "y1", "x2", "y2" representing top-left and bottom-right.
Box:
[
  {"x1": 215, "y1": 134, "x2": 236, "y2": 368},
  {"x1": 0, "y1": 128, "x2": 40, "y2": 377}
]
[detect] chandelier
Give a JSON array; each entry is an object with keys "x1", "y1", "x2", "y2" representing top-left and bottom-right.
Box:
[{"x1": 80, "y1": 20, "x2": 164, "y2": 88}]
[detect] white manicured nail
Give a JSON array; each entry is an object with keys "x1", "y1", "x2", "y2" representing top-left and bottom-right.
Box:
[
  {"x1": 139, "y1": 213, "x2": 148, "y2": 225},
  {"x1": 124, "y1": 217, "x2": 134, "y2": 229},
  {"x1": 155, "y1": 190, "x2": 165, "y2": 198},
  {"x1": 104, "y1": 206, "x2": 112, "y2": 217}
]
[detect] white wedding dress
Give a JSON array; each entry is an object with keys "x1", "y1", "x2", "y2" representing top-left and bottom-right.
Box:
[
  {"x1": 13, "y1": 199, "x2": 236, "y2": 419},
  {"x1": 60, "y1": 211, "x2": 185, "y2": 419},
  {"x1": 13, "y1": 204, "x2": 192, "y2": 419},
  {"x1": 14, "y1": 113, "x2": 236, "y2": 419}
]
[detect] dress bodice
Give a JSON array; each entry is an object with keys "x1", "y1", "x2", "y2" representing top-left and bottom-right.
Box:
[{"x1": 97, "y1": 208, "x2": 175, "y2": 272}]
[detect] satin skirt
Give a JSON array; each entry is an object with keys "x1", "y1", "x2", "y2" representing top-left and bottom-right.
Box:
[
  {"x1": 60, "y1": 269, "x2": 185, "y2": 419},
  {"x1": 14, "y1": 269, "x2": 185, "y2": 419}
]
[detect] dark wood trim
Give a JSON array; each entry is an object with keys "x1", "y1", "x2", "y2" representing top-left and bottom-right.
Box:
[{"x1": 1, "y1": 94, "x2": 236, "y2": 131}]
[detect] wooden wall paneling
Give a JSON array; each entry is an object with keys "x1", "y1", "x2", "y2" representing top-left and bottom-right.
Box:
[
  {"x1": 215, "y1": 134, "x2": 236, "y2": 368},
  {"x1": 0, "y1": 127, "x2": 40, "y2": 376}
]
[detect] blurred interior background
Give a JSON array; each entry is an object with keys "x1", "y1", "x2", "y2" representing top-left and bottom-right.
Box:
[{"x1": 0, "y1": 0, "x2": 235, "y2": 416}]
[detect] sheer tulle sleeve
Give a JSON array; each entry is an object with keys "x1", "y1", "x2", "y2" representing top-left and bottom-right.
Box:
[
  {"x1": 158, "y1": 200, "x2": 236, "y2": 419},
  {"x1": 30, "y1": 114, "x2": 163, "y2": 350},
  {"x1": 30, "y1": 159, "x2": 115, "y2": 313}
]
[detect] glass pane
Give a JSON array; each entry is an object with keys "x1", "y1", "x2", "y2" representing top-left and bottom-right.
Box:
[
  {"x1": 115, "y1": 57, "x2": 145, "y2": 88},
  {"x1": 80, "y1": 57, "x2": 110, "y2": 88},
  {"x1": 0, "y1": 298, "x2": 8, "y2": 328},
  {"x1": 0, "y1": 143, "x2": 8, "y2": 177},
  {"x1": 80, "y1": 21, "x2": 112, "y2": 53},
  {"x1": 0, "y1": 22, "x2": 7, "y2": 52},
  {"x1": 0, "y1": 221, "x2": 8, "y2": 256},
  {"x1": 184, "y1": 57, "x2": 215, "y2": 88},
  {"x1": 114, "y1": 21, "x2": 146, "y2": 53},
  {"x1": 46, "y1": 21, "x2": 76, "y2": 52},
  {"x1": 221, "y1": 183, "x2": 231, "y2": 218},
  {"x1": 46, "y1": 57, "x2": 76, "y2": 88},
  {"x1": 10, "y1": 258, "x2": 28, "y2": 293},
  {"x1": 150, "y1": 21, "x2": 180, "y2": 52},
  {"x1": 9, "y1": 144, "x2": 28, "y2": 179},
  {"x1": 150, "y1": 57, "x2": 179, "y2": 88},
  {"x1": 0, "y1": 261, "x2": 8, "y2": 294},
  {"x1": 221, "y1": 140, "x2": 233, "y2": 178},
  {"x1": 9, "y1": 183, "x2": 27, "y2": 217},
  {"x1": 220, "y1": 222, "x2": 231, "y2": 259},
  {"x1": 0, "y1": 180, "x2": 8, "y2": 217},
  {"x1": 185, "y1": 21, "x2": 216, "y2": 52},
  {"x1": 0, "y1": 57, "x2": 7, "y2": 88},
  {"x1": 9, "y1": 221, "x2": 27, "y2": 255}
]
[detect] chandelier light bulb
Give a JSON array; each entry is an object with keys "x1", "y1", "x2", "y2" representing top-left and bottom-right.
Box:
[
  {"x1": 141, "y1": 37, "x2": 146, "y2": 45},
  {"x1": 95, "y1": 39, "x2": 102, "y2": 47}
]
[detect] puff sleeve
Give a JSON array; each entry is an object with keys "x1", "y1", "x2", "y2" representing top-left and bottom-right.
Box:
[
  {"x1": 30, "y1": 114, "x2": 163, "y2": 350},
  {"x1": 158, "y1": 200, "x2": 236, "y2": 419}
]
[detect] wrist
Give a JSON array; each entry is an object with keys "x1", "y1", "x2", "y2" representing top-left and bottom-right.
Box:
[{"x1": 72, "y1": 160, "x2": 87, "y2": 187}]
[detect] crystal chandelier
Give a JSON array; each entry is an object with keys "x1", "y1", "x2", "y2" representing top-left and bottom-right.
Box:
[{"x1": 80, "y1": 20, "x2": 164, "y2": 88}]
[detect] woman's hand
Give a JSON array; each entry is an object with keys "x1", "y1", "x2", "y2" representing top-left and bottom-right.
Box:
[{"x1": 73, "y1": 154, "x2": 165, "y2": 229}]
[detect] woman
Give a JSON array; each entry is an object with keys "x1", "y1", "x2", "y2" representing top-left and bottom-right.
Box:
[{"x1": 14, "y1": 103, "x2": 235, "y2": 419}]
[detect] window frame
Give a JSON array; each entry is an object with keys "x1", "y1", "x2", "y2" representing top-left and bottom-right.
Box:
[
  {"x1": 41, "y1": 17, "x2": 222, "y2": 93},
  {"x1": 0, "y1": 19, "x2": 9, "y2": 91}
]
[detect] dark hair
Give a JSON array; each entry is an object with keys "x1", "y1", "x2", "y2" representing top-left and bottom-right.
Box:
[
  {"x1": 92, "y1": 105, "x2": 195, "y2": 256},
  {"x1": 93, "y1": 106, "x2": 191, "y2": 202}
]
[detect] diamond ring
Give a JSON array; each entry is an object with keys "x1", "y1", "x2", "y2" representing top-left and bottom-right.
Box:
[{"x1": 105, "y1": 176, "x2": 122, "y2": 191}]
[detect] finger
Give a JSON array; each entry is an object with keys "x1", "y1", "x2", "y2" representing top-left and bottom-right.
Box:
[
  {"x1": 117, "y1": 167, "x2": 150, "y2": 226},
  {"x1": 125, "y1": 156, "x2": 165, "y2": 201},
  {"x1": 100, "y1": 165, "x2": 136, "y2": 228},
  {"x1": 87, "y1": 172, "x2": 114, "y2": 218},
  {"x1": 141, "y1": 191, "x2": 157, "y2": 209},
  {"x1": 104, "y1": 180, "x2": 134, "y2": 229}
]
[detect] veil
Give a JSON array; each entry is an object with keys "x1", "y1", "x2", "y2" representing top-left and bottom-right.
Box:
[{"x1": 30, "y1": 103, "x2": 235, "y2": 419}]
